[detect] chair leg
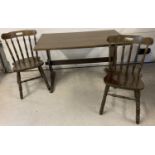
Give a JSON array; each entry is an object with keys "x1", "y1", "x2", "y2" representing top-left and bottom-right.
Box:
[
  {"x1": 99, "y1": 85, "x2": 110, "y2": 115},
  {"x1": 17, "y1": 72, "x2": 23, "y2": 99},
  {"x1": 135, "y1": 90, "x2": 141, "y2": 124},
  {"x1": 38, "y1": 66, "x2": 50, "y2": 90}
]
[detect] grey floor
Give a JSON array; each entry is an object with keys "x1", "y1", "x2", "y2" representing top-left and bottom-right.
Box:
[{"x1": 0, "y1": 64, "x2": 155, "y2": 126}]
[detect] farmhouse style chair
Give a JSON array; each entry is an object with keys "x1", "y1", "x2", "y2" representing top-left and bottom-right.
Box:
[
  {"x1": 99, "y1": 35, "x2": 153, "y2": 124},
  {"x1": 1, "y1": 30, "x2": 50, "y2": 99}
]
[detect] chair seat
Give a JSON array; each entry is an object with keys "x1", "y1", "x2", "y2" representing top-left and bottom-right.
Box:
[
  {"x1": 104, "y1": 69, "x2": 144, "y2": 90},
  {"x1": 13, "y1": 57, "x2": 44, "y2": 72}
]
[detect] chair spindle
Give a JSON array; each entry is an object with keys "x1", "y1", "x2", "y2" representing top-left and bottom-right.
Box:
[{"x1": 10, "y1": 38, "x2": 20, "y2": 62}]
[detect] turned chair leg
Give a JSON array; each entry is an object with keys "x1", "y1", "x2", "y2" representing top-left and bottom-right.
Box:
[
  {"x1": 17, "y1": 72, "x2": 23, "y2": 99},
  {"x1": 38, "y1": 66, "x2": 50, "y2": 90},
  {"x1": 99, "y1": 85, "x2": 110, "y2": 115},
  {"x1": 135, "y1": 90, "x2": 141, "y2": 124}
]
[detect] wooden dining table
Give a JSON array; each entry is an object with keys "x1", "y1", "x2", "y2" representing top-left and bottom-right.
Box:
[{"x1": 34, "y1": 30, "x2": 120, "y2": 92}]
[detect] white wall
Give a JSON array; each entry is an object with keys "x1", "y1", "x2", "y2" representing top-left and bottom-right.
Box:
[{"x1": 0, "y1": 28, "x2": 155, "y2": 69}]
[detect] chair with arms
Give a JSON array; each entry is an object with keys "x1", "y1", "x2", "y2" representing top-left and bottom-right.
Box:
[
  {"x1": 99, "y1": 35, "x2": 153, "y2": 124},
  {"x1": 1, "y1": 30, "x2": 50, "y2": 99}
]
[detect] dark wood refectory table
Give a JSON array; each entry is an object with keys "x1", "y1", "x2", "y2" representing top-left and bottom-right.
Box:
[{"x1": 34, "y1": 30, "x2": 120, "y2": 93}]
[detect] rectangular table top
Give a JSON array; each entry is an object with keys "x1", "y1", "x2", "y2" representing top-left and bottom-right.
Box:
[{"x1": 34, "y1": 30, "x2": 120, "y2": 51}]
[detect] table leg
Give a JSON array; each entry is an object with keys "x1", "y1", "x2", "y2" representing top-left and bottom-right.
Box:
[
  {"x1": 46, "y1": 50, "x2": 55, "y2": 93},
  {"x1": 0, "y1": 49, "x2": 7, "y2": 73}
]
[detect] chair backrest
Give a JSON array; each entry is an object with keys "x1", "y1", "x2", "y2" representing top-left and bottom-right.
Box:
[
  {"x1": 107, "y1": 35, "x2": 153, "y2": 78},
  {"x1": 1, "y1": 30, "x2": 38, "y2": 65}
]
